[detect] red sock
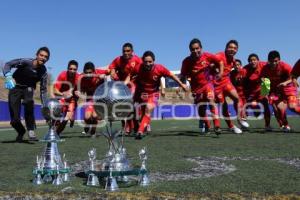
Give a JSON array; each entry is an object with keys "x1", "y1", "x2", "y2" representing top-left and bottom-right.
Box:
[
  {"x1": 210, "y1": 105, "x2": 220, "y2": 128},
  {"x1": 278, "y1": 107, "x2": 288, "y2": 126},
  {"x1": 138, "y1": 115, "x2": 151, "y2": 134},
  {"x1": 125, "y1": 120, "x2": 131, "y2": 133}
]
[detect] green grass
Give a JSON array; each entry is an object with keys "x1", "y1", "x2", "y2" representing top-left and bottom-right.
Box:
[{"x1": 0, "y1": 118, "x2": 300, "y2": 198}]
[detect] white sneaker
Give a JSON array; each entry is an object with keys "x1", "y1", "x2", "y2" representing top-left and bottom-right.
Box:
[
  {"x1": 28, "y1": 130, "x2": 37, "y2": 140},
  {"x1": 282, "y1": 125, "x2": 291, "y2": 133},
  {"x1": 238, "y1": 119, "x2": 249, "y2": 128},
  {"x1": 230, "y1": 125, "x2": 242, "y2": 134},
  {"x1": 81, "y1": 131, "x2": 87, "y2": 135}
]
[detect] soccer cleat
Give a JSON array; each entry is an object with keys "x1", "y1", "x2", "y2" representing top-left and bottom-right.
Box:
[
  {"x1": 16, "y1": 134, "x2": 24, "y2": 143},
  {"x1": 81, "y1": 131, "x2": 88, "y2": 135},
  {"x1": 70, "y1": 120, "x2": 75, "y2": 128},
  {"x1": 200, "y1": 127, "x2": 210, "y2": 135},
  {"x1": 230, "y1": 125, "x2": 242, "y2": 134},
  {"x1": 135, "y1": 132, "x2": 145, "y2": 140},
  {"x1": 282, "y1": 125, "x2": 291, "y2": 133},
  {"x1": 214, "y1": 127, "x2": 222, "y2": 135},
  {"x1": 238, "y1": 119, "x2": 250, "y2": 128},
  {"x1": 28, "y1": 130, "x2": 38, "y2": 141},
  {"x1": 264, "y1": 126, "x2": 273, "y2": 132}
]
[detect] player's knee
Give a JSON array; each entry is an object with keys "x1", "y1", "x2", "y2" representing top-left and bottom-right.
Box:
[
  {"x1": 10, "y1": 119, "x2": 21, "y2": 127},
  {"x1": 23, "y1": 99, "x2": 34, "y2": 106}
]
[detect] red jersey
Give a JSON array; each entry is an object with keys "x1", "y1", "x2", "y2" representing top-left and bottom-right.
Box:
[
  {"x1": 214, "y1": 52, "x2": 235, "y2": 86},
  {"x1": 109, "y1": 55, "x2": 142, "y2": 81},
  {"x1": 133, "y1": 64, "x2": 172, "y2": 95},
  {"x1": 79, "y1": 69, "x2": 108, "y2": 97},
  {"x1": 230, "y1": 67, "x2": 246, "y2": 98},
  {"x1": 243, "y1": 61, "x2": 266, "y2": 99},
  {"x1": 291, "y1": 59, "x2": 300, "y2": 78},
  {"x1": 54, "y1": 71, "x2": 80, "y2": 92},
  {"x1": 261, "y1": 61, "x2": 294, "y2": 93},
  {"x1": 181, "y1": 52, "x2": 220, "y2": 94}
]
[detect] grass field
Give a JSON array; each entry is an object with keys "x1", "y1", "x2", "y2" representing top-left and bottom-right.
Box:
[{"x1": 1, "y1": 118, "x2": 300, "y2": 199}]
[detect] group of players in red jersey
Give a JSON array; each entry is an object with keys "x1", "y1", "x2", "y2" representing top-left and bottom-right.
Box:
[
  {"x1": 52, "y1": 43, "x2": 187, "y2": 139},
  {"x1": 52, "y1": 40, "x2": 300, "y2": 139}
]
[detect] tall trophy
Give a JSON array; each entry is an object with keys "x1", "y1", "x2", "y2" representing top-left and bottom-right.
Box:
[
  {"x1": 86, "y1": 148, "x2": 100, "y2": 186},
  {"x1": 139, "y1": 147, "x2": 150, "y2": 186},
  {"x1": 33, "y1": 98, "x2": 71, "y2": 185},
  {"x1": 84, "y1": 81, "x2": 150, "y2": 190}
]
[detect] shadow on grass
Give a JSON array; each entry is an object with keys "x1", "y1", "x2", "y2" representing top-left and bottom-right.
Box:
[
  {"x1": 1, "y1": 139, "x2": 35, "y2": 144},
  {"x1": 150, "y1": 131, "x2": 221, "y2": 138},
  {"x1": 247, "y1": 127, "x2": 300, "y2": 134}
]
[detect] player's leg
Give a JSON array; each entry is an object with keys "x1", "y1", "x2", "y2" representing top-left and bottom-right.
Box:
[
  {"x1": 226, "y1": 86, "x2": 248, "y2": 130},
  {"x1": 136, "y1": 96, "x2": 157, "y2": 139},
  {"x1": 56, "y1": 99, "x2": 70, "y2": 136},
  {"x1": 83, "y1": 105, "x2": 93, "y2": 135},
  {"x1": 23, "y1": 87, "x2": 37, "y2": 140},
  {"x1": 215, "y1": 88, "x2": 235, "y2": 129},
  {"x1": 89, "y1": 111, "x2": 98, "y2": 137},
  {"x1": 204, "y1": 86, "x2": 221, "y2": 134},
  {"x1": 8, "y1": 88, "x2": 26, "y2": 142},
  {"x1": 208, "y1": 98, "x2": 221, "y2": 135},
  {"x1": 125, "y1": 81, "x2": 136, "y2": 134},
  {"x1": 195, "y1": 92, "x2": 210, "y2": 133},
  {"x1": 275, "y1": 100, "x2": 290, "y2": 132},
  {"x1": 261, "y1": 97, "x2": 271, "y2": 130}
]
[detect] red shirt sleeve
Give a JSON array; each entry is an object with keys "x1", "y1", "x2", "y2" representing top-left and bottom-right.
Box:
[
  {"x1": 108, "y1": 57, "x2": 120, "y2": 70},
  {"x1": 158, "y1": 64, "x2": 171, "y2": 77},
  {"x1": 260, "y1": 64, "x2": 268, "y2": 78},
  {"x1": 281, "y1": 61, "x2": 292, "y2": 76},
  {"x1": 206, "y1": 52, "x2": 221, "y2": 64},
  {"x1": 54, "y1": 71, "x2": 66, "y2": 91},
  {"x1": 181, "y1": 58, "x2": 189, "y2": 77},
  {"x1": 95, "y1": 68, "x2": 108, "y2": 75}
]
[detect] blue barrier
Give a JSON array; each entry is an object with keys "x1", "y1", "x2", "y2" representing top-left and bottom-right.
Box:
[
  {"x1": 0, "y1": 100, "x2": 43, "y2": 121},
  {"x1": 0, "y1": 100, "x2": 297, "y2": 122}
]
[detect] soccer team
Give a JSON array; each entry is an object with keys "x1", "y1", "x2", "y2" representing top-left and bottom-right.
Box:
[{"x1": 2, "y1": 39, "x2": 300, "y2": 141}]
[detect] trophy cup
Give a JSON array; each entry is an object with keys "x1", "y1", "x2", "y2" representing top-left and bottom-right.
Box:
[
  {"x1": 33, "y1": 155, "x2": 44, "y2": 185},
  {"x1": 139, "y1": 147, "x2": 150, "y2": 186},
  {"x1": 62, "y1": 154, "x2": 70, "y2": 182},
  {"x1": 52, "y1": 156, "x2": 64, "y2": 185},
  {"x1": 83, "y1": 81, "x2": 150, "y2": 190},
  {"x1": 33, "y1": 98, "x2": 70, "y2": 185},
  {"x1": 105, "y1": 161, "x2": 119, "y2": 191},
  {"x1": 86, "y1": 148, "x2": 100, "y2": 186}
]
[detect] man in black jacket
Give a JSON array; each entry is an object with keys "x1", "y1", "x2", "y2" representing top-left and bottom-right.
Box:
[{"x1": 2, "y1": 47, "x2": 50, "y2": 142}]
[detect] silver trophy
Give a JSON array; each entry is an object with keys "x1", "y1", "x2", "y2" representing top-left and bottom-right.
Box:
[
  {"x1": 105, "y1": 162, "x2": 119, "y2": 191},
  {"x1": 139, "y1": 147, "x2": 150, "y2": 186},
  {"x1": 34, "y1": 98, "x2": 70, "y2": 185},
  {"x1": 62, "y1": 154, "x2": 70, "y2": 182},
  {"x1": 94, "y1": 81, "x2": 133, "y2": 173},
  {"x1": 84, "y1": 81, "x2": 149, "y2": 190},
  {"x1": 52, "y1": 156, "x2": 64, "y2": 185},
  {"x1": 86, "y1": 148, "x2": 99, "y2": 186},
  {"x1": 33, "y1": 155, "x2": 44, "y2": 185},
  {"x1": 93, "y1": 81, "x2": 133, "y2": 121},
  {"x1": 41, "y1": 98, "x2": 64, "y2": 170}
]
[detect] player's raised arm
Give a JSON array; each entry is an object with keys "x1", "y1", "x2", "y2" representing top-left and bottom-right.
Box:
[
  {"x1": 169, "y1": 73, "x2": 188, "y2": 92},
  {"x1": 2, "y1": 58, "x2": 33, "y2": 89}
]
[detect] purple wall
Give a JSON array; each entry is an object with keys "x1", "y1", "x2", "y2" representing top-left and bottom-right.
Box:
[{"x1": 0, "y1": 100, "x2": 296, "y2": 122}]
